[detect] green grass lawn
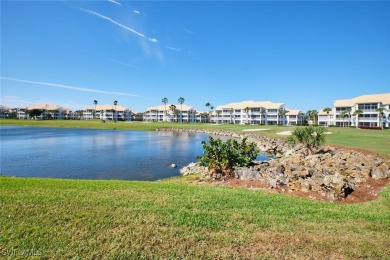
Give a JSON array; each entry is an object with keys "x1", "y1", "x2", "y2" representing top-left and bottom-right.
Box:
[
  {"x1": 1, "y1": 177, "x2": 389, "y2": 259},
  {"x1": 1, "y1": 119, "x2": 390, "y2": 258},
  {"x1": 1, "y1": 119, "x2": 389, "y2": 156}
]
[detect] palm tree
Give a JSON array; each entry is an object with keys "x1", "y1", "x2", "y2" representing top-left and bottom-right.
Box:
[
  {"x1": 278, "y1": 109, "x2": 286, "y2": 125},
  {"x1": 113, "y1": 100, "x2": 118, "y2": 122},
  {"x1": 260, "y1": 108, "x2": 266, "y2": 125},
  {"x1": 345, "y1": 108, "x2": 352, "y2": 127},
  {"x1": 353, "y1": 109, "x2": 363, "y2": 128},
  {"x1": 216, "y1": 110, "x2": 221, "y2": 124},
  {"x1": 340, "y1": 111, "x2": 347, "y2": 127},
  {"x1": 306, "y1": 110, "x2": 318, "y2": 125},
  {"x1": 162, "y1": 97, "x2": 168, "y2": 121},
  {"x1": 93, "y1": 100, "x2": 98, "y2": 119},
  {"x1": 178, "y1": 97, "x2": 185, "y2": 123},
  {"x1": 169, "y1": 104, "x2": 177, "y2": 122},
  {"x1": 244, "y1": 107, "x2": 250, "y2": 124},
  {"x1": 299, "y1": 112, "x2": 305, "y2": 126},
  {"x1": 229, "y1": 108, "x2": 234, "y2": 124},
  {"x1": 376, "y1": 106, "x2": 385, "y2": 129},
  {"x1": 100, "y1": 109, "x2": 104, "y2": 122},
  {"x1": 322, "y1": 107, "x2": 332, "y2": 126},
  {"x1": 209, "y1": 106, "x2": 214, "y2": 123}
]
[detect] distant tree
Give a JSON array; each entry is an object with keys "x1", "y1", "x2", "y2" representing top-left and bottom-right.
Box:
[
  {"x1": 340, "y1": 111, "x2": 347, "y2": 127},
  {"x1": 113, "y1": 100, "x2": 118, "y2": 122},
  {"x1": 345, "y1": 108, "x2": 352, "y2": 127},
  {"x1": 322, "y1": 107, "x2": 332, "y2": 126},
  {"x1": 178, "y1": 97, "x2": 185, "y2": 123},
  {"x1": 244, "y1": 107, "x2": 250, "y2": 124},
  {"x1": 352, "y1": 109, "x2": 363, "y2": 128},
  {"x1": 169, "y1": 104, "x2": 177, "y2": 122},
  {"x1": 376, "y1": 106, "x2": 386, "y2": 129},
  {"x1": 209, "y1": 106, "x2": 214, "y2": 123},
  {"x1": 288, "y1": 126, "x2": 326, "y2": 154},
  {"x1": 205, "y1": 102, "x2": 211, "y2": 111},
  {"x1": 229, "y1": 108, "x2": 234, "y2": 124},
  {"x1": 306, "y1": 110, "x2": 318, "y2": 125},
  {"x1": 278, "y1": 109, "x2": 286, "y2": 125},
  {"x1": 28, "y1": 109, "x2": 42, "y2": 119},
  {"x1": 215, "y1": 110, "x2": 221, "y2": 124},
  {"x1": 162, "y1": 97, "x2": 168, "y2": 121},
  {"x1": 260, "y1": 108, "x2": 266, "y2": 125},
  {"x1": 100, "y1": 110, "x2": 104, "y2": 122},
  {"x1": 93, "y1": 100, "x2": 98, "y2": 119}
]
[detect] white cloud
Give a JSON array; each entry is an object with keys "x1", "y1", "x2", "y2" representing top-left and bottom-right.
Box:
[
  {"x1": 134, "y1": 10, "x2": 140, "y2": 14},
  {"x1": 0, "y1": 77, "x2": 142, "y2": 97},
  {"x1": 109, "y1": 59, "x2": 138, "y2": 69},
  {"x1": 148, "y1": 38, "x2": 159, "y2": 43},
  {"x1": 107, "y1": 0, "x2": 122, "y2": 6},
  {"x1": 183, "y1": 28, "x2": 195, "y2": 35},
  {"x1": 165, "y1": 46, "x2": 181, "y2": 52}
]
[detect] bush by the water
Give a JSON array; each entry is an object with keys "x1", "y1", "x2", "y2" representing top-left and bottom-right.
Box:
[{"x1": 198, "y1": 136, "x2": 258, "y2": 178}]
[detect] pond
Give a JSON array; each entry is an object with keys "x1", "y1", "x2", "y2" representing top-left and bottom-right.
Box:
[{"x1": 0, "y1": 126, "x2": 268, "y2": 181}]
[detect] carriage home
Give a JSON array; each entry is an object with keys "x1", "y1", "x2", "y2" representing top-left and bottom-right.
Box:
[
  {"x1": 16, "y1": 104, "x2": 69, "y2": 120},
  {"x1": 83, "y1": 104, "x2": 134, "y2": 121},
  {"x1": 0, "y1": 105, "x2": 12, "y2": 118},
  {"x1": 143, "y1": 104, "x2": 197, "y2": 122},
  {"x1": 285, "y1": 109, "x2": 304, "y2": 126},
  {"x1": 318, "y1": 109, "x2": 334, "y2": 126},
  {"x1": 333, "y1": 93, "x2": 390, "y2": 127},
  {"x1": 210, "y1": 101, "x2": 289, "y2": 125}
]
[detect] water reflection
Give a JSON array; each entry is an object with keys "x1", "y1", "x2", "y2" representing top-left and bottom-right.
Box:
[
  {"x1": 0, "y1": 126, "x2": 210, "y2": 180},
  {"x1": 0, "y1": 126, "x2": 268, "y2": 181}
]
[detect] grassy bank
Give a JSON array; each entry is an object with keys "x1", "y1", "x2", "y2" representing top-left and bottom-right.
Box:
[
  {"x1": 1, "y1": 119, "x2": 389, "y2": 156},
  {"x1": 1, "y1": 177, "x2": 389, "y2": 259}
]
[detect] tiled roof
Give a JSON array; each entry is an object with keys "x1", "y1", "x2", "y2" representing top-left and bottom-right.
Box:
[
  {"x1": 26, "y1": 104, "x2": 66, "y2": 110},
  {"x1": 318, "y1": 108, "x2": 333, "y2": 115},
  {"x1": 146, "y1": 104, "x2": 195, "y2": 111},
  {"x1": 215, "y1": 100, "x2": 284, "y2": 110},
  {"x1": 334, "y1": 93, "x2": 390, "y2": 107},
  {"x1": 84, "y1": 104, "x2": 130, "y2": 111},
  {"x1": 285, "y1": 109, "x2": 301, "y2": 116}
]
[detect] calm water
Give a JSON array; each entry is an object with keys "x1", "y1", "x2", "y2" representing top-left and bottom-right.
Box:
[{"x1": 0, "y1": 126, "x2": 268, "y2": 181}]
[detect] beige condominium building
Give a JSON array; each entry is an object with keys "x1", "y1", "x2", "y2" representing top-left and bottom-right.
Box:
[
  {"x1": 211, "y1": 100, "x2": 298, "y2": 125},
  {"x1": 143, "y1": 104, "x2": 197, "y2": 122},
  {"x1": 318, "y1": 93, "x2": 390, "y2": 127},
  {"x1": 17, "y1": 104, "x2": 70, "y2": 120},
  {"x1": 83, "y1": 104, "x2": 134, "y2": 121}
]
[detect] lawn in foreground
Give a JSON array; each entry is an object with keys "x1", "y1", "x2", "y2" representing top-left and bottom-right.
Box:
[
  {"x1": 1, "y1": 119, "x2": 389, "y2": 156},
  {"x1": 1, "y1": 177, "x2": 389, "y2": 259}
]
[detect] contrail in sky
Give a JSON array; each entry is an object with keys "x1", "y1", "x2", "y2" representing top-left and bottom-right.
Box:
[
  {"x1": 83, "y1": 9, "x2": 158, "y2": 43},
  {"x1": 0, "y1": 77, "x2": 141, "y2": 97},
  {"x1": 107, "y1": 0, "x2": 121, "y2": 6}
]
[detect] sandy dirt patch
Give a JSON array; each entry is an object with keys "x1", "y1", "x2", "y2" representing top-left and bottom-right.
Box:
[
  {"x1": 276, "y1": 131, "x2": 292, "y2": 135},
  {"x1": 242, "y1": 129, "x2": 270, "y2": 132}
]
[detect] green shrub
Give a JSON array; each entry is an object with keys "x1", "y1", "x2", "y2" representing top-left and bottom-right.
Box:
[
  {"x1": 287, "y1": 126, "x2": 326, "y2": 154},
  {"x1": 198, "y1": 136, "x2": 258, "y2": 178}
]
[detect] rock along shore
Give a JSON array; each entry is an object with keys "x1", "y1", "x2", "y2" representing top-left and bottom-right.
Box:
[{"x1": 157, "y1": 128, "x2": 390, "y2": 201}]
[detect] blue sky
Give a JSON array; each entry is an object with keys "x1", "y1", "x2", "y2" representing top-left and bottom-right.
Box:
[{"x1": 1, "y1": 1, "x2": 389, "y2": 113}]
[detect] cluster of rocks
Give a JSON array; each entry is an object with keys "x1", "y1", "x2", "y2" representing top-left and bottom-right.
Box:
[
  {"x1": 158, "y1": 128, "x2": 390, "y2": 201},
  {"x1": 235, "y1": 146, "x2": 390, "y2": 200}
]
